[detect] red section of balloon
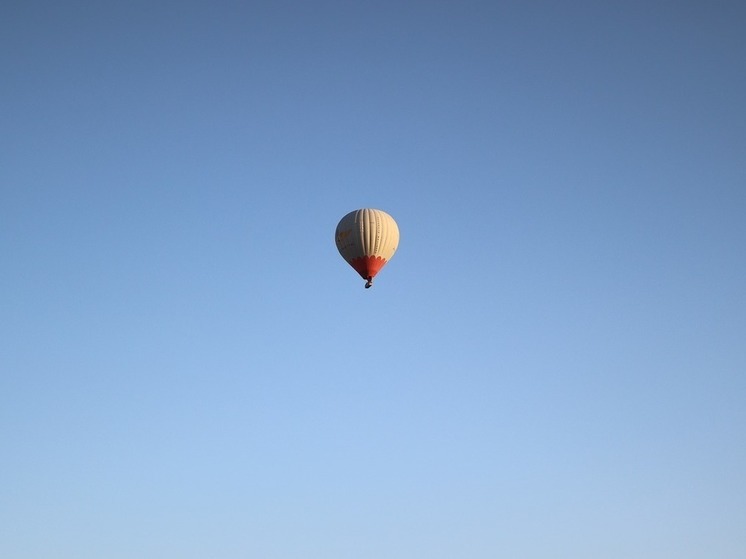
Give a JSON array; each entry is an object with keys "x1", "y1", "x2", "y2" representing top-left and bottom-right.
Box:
[{"x1": 349, "y1": 255, "x2": 387, "y2": 280}]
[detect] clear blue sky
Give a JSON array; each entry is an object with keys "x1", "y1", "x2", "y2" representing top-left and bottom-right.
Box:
[{"x1": 2, "y1": 1, "x2": 745, "y2": 557}]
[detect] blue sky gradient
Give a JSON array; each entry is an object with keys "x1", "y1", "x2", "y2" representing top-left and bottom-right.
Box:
[{"x1": 2, "y1": 1, "x2": 745, "y2": 557}]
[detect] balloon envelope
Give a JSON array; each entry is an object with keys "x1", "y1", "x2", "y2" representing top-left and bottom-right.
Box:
[{"x1": 335, "y1": 208, "x2": 399, "y2": 287}]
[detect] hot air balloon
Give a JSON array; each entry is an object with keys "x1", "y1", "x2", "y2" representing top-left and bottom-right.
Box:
[{"x1": 335, "y1": 208, "x2": 399, "y2": 288}]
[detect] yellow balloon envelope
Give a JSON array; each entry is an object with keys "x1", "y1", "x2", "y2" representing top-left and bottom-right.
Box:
[{"x1": 335, "y1": 208, "x2": 399, "y2": 288}]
